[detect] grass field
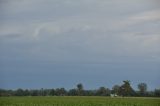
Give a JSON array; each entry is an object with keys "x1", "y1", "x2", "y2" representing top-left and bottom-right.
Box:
[{"x1": 0, "y1": 96, "x2": 160, "y2": 106}]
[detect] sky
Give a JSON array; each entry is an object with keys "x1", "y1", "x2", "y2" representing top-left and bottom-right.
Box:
[{"x1": 0, "y1": 0, "x2": 160, "y2": 90}]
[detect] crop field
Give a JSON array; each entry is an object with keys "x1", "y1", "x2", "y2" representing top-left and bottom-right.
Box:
[{"x1": 0, "y1": 96, "x2": 160, "y2": 106}]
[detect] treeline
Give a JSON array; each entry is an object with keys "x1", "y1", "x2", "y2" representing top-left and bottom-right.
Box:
[{"x1": 0, "y1": 80, "x2": 160, "y2": 97}]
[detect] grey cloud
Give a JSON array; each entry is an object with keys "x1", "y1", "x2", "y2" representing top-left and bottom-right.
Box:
[{"x1": 0, "y1": 0, "x2": 160, "y2": 89}]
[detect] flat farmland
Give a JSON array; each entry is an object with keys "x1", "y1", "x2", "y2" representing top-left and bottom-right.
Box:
[{"x1": 0, "y1": 96, "x2": 160, "y2": 106}]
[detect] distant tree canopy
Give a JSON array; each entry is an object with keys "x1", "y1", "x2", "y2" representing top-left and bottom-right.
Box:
[
  {"x1": 77, "y1": 83, "x2": 84, "y2": 96},
  {"x1": 119, "y1": 80, "x2": 135, "y2": 96},
  {"x1": 112, "y1": 85, "x2": 120, "y2": 94},
  {"x1": 138, "y1": 83, "x2": 147, "y2": 96},
  {"x1": 96, "y1": 87, "x2": 110, "y2": 96},
  {"x1": 154, "y1": 89, "x2": 160, "y2": 97},
  {"x1": 0, "y1": 80, "x2": 159, "y2": 97}
]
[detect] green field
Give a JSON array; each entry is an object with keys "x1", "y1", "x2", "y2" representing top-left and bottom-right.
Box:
[{"x1": 0, "y1": 96, "x2": 160, "y2": 106}]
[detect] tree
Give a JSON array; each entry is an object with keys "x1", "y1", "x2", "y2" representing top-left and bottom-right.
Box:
[
  {"x1": 43, "y1": 89, "x2": 51, "y2": 96},
  {"x1": 68, "y1": 89, "x2": 78, "y2": 96},
  {"x1": 154, "y1": 89, "x2": 160, "y2": 97},
  {"x1": 55, "y1": 88, "x2": 67, "y2": 96},
  {"x1": 112, "y1": 85, "x2": 120, "y2": 95},
  {"x1": 0, "y1": 89, "x2": 12, "y2": 96},
  {"x1": 30, "y1": 90, "x2": 39, "y2": 96},
  {"x1": 77, "y1": 83, "x2": 83, "y2": 91},
  {"x1": 77, "y1": 83, "x2": 84, "y2": 96},
  {"x1": 23, "y1": 89, "x2": 30, "y2": 96},
  {"x1": 49, "y1": 89, "x2": 55, "y2": 96},
  {"x1": 15, "y1": 89, "x2": 24, "y2": 96},
  {"x1": 96, "y1": 87, "x2": 110, "y2": 96},
  {"x1": 84, "y1": 90, "x2": 95, "y2": 96},
  {"x1": 138, "y1": 83, "x2": 147, "y2": 96},
  {"x1": 119, "y1": 80, "x2": 135, "y2": 96},
  {"x1": 59, "y1": 88, "x2": 67, "y2": 96}
]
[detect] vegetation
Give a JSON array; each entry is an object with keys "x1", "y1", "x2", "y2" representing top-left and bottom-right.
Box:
[
  {"x1": 0, "y1": 81, "x2": 160, "y2": 97},
  {"x1": 138, "y1": 83, "x2": 147, "y2": 96},
  {"x1": 0, "y1": 96, "x2": 160, "y2": 106},
  {"x1": 119, "y1": 80, "x2": 135, "y2": 96}
]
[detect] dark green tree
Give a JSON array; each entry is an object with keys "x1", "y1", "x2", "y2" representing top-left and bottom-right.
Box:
[
  {"x1": 30, "y1": 90, "x2": 39, "y2": 96},
  {"x1": 55, "y1": 88, "x2": 67, "y2": 96},
  {"x1": 49, "y1": 89, "x2": 55, "y2": 96},
  {"x1": 77, "y1": 83, "x2": 84, "y2": 96},
  {"x1": 15, "y1": 89, "x2": 24, "y2": 96},
  {"x1": 112, "y1": 85, "x2": 120, "y2": 95},
  {"x1": 77, "y1": 83, "x2": 83, "y2": 91},
  {"x1": 138, "y1": 83, "x2": 147, "y2": 96},
  {"x1": 43, "y1": 89, "x2": 51, "y2": 96},
  {"x1": 96, "y1": 87, "x2": 110, "y2": 96},
  {"x1": 84, "y1": 90, "x2": 95, "y2": 96},
  {"x1": 154, "y1": 89, "x2": 160, "y2": 97},
  {"x1": 23, "y1": 89, "x2": 30, "y2": 96},
  {"x1": 119, "y1": 80, "x2": 134, "y2": 96},
  {"x1": 68, "y1": 89, "x2": 78, "y2": 96}
]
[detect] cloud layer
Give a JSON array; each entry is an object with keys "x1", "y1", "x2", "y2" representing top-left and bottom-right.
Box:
[{"x1": 0, "y1": 0, "x2": 160, "y2": 89}]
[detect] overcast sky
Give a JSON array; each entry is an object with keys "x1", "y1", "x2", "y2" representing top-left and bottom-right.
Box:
[{"x1": 0, "y1": 0, "x2": 160, "y2": 90}]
